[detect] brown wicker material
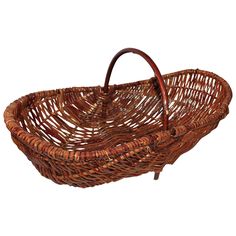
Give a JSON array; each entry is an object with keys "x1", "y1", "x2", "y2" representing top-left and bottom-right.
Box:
[{"x1": 4, "y1": 48, "x2": 232, "y2": 187}]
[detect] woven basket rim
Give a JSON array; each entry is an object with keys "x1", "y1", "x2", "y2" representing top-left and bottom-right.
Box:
[{"x1": 4, "y1": 69, "x2": 232, "y2": 162}]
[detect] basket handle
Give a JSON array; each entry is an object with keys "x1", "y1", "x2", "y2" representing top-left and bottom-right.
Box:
[{"x1": 103, "y1": 48, "x2": 169, "y2": 130}]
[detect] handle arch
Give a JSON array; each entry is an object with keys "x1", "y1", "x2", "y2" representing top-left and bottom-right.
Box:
[{"x1": 103, "y1": 48, "x2": 169, "y2": 130}]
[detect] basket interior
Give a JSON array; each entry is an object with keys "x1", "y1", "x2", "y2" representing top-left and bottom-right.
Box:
[{"x1": 17, "y1": 70, "x2": 225, "y2": 151}]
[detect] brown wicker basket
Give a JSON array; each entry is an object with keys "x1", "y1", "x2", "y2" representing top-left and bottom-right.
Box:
[{"x1": 4, "y1": 48, "x2": 232, "y2": 187}]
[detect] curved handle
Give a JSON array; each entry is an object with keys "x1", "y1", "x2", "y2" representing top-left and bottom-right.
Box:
[{"x1": 103, "y1": 48, "x2": 169, "y2": 130}]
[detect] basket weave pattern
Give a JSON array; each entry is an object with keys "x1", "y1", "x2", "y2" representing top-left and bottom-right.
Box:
[{"x1": 4, "y1": 48, "x2": 232, "y2": 187}]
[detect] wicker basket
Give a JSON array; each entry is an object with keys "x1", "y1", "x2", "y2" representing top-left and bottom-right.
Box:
[{"x1": 4, "y1": 48, "x2": 232, "y2": 187}]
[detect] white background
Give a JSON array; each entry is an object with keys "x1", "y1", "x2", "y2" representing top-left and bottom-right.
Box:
[{"x1": 0, "y1": 1, "x2": 235, "y2": 235}]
